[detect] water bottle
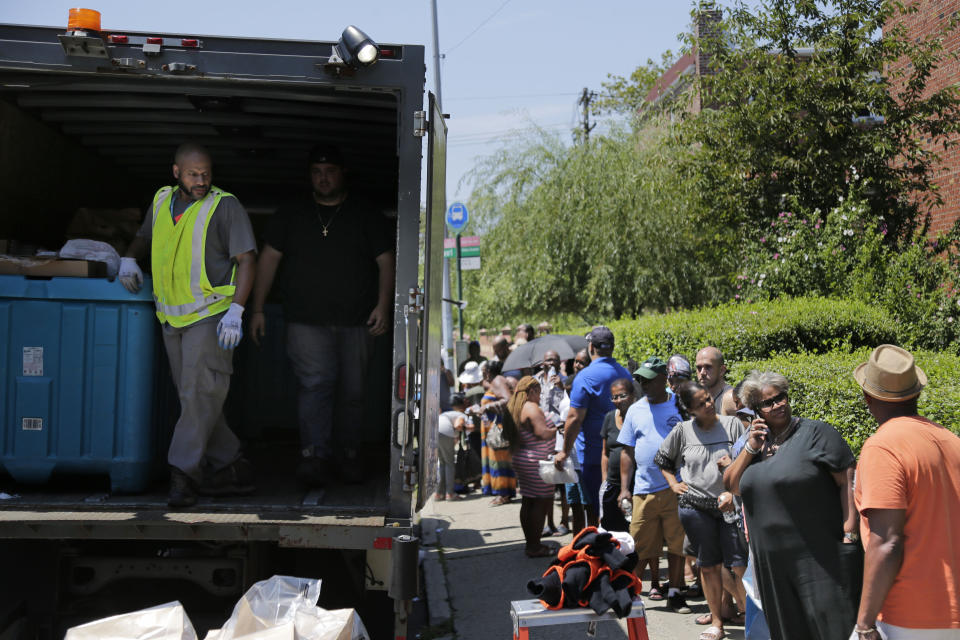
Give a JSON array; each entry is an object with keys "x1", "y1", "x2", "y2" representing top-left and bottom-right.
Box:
[{"x1": 620, "y1": 497, "x2": 633, "y2": 518}]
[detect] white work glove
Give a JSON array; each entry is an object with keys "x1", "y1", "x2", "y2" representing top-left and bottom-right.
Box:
[
  {"x1": 217, "y1": 303, "x2": 244, "y2": 350},
  {"x1": 118, "y1": 257, "x2": 143, "y2": 293}
]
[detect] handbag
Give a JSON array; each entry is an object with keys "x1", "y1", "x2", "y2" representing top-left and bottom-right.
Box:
[
  {"x1": 455, "y1": 433, "x2": 481, "y2": 486},
  {"x1": 538, "y1": 455, "x2": 578, "y2": 485},
  {"x1": 485, "y1": 421, "x2": 511, "y2": 449}
]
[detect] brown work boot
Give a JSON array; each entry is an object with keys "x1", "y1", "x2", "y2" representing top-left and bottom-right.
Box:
[
  {"x1": 168, "y1": 467, "x2": 198, "y2": 508},
  {"x1": 198, "y1": 458, "x2": 255, "y2": 496}
]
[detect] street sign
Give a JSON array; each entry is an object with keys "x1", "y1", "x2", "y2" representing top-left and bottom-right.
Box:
[
  {"x1": 444, "y1": 246, "x2": 480, "y2": 258},
  {"x1": 461, "y1": 256, "x2": 481, "y2": 270},
  {"x1": 446, "y1": 202, "x2": 469, "y2": 232},
  {"x1": 444, "y1": 235, "x2": 480, "y2": 248}
]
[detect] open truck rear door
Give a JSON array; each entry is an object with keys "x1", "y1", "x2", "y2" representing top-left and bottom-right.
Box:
[{"x1": 416, "y1": 93, "x2": 446, "y2": 512}]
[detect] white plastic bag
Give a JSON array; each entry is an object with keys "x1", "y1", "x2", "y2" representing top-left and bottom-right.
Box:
[
  {"x1": 204, "y1": 575, "x2": 369, "y2": 640},
  {"x1": 64, "y1": 601, "x2": 197, "y2": 640},
  {"x1": 538, "y1": 455, "x2": 578, "y2": 485},
  {"x1": 59, "y1": 238, "x2": 121, "y2": 278}
]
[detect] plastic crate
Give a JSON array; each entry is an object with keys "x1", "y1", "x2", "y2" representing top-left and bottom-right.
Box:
[{"x1": 0, "y1": 275, "x2": 157, "y2": 492}]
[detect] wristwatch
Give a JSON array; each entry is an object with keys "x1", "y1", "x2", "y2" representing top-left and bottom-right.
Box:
[{"x1": 844, "y1": 531, "x2": 860, "y2": 543}]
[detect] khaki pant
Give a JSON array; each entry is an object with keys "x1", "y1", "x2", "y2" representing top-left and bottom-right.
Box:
[
  {"x1": 629, "y1": 487, "x2": 686, "y2": 559},
  {"x1": 163, "y1": 319, "x2": 241, "y2": 483}
]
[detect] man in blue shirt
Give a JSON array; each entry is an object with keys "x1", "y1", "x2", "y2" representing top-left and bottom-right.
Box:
[
  {"x1": 617, "y1": 357, "x2": 691, "y2": 614},
  {"x1": 555, "y1": 326, "x2": 631, "y2": 532}
]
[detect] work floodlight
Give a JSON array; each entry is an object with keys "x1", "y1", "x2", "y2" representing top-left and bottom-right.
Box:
[{"x1": 333, "y1": 25, "x2": 380, "y2": 68}]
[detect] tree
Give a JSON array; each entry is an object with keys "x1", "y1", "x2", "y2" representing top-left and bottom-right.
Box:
[
  {"x1": 594, "y1": 51, "x2": 679, "y2": 117},
  {"x1": 460, "y1": 121, "x2": 729, "y2": 328},
  {"x1": 681, "y1": 0, "x2": 960, "y2": 244}
]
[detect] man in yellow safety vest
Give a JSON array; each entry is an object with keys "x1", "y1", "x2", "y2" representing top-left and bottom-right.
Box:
[{"x1": 120, "y1": 142, "x2": 257, "y2": 508}]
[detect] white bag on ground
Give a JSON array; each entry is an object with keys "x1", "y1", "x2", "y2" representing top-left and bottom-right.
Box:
[
  {"x1": 204, "y1": 575, "x2": 369, "y2": 640},
  {"x1": 64, "y1": 601, "x2": 197, "y2": 640}
]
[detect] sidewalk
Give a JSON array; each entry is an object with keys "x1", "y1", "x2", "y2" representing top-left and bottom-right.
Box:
[{"x1": 419, "y1": 491, "x2": 746, "y2": 640}]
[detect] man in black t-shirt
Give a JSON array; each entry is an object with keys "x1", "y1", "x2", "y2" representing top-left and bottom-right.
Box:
[{"x1": 250, "y1": 144, "x2": 395, "y2": 487}]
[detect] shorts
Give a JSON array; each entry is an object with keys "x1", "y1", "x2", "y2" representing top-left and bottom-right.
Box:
[
  {"x1": 565, "y1": 463, "x2": 601, "y2": 506},
  {"x1": 629, "y1": 487, "x2": 685, "y2": 559},
  {"x1": 678, "y1": 506, "x2": 746, "y2": 568}
]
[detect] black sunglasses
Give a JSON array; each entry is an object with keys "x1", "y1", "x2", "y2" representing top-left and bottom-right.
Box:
[
  {"x1": 756, "y1": 391, "x2": 788, "y2": 411},
  {"x1": 611, "y1": 393, "x2": 631, "y2": 401}
]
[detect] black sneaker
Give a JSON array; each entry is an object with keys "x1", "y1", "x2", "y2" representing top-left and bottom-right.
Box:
[
  {"x1": 296, "y1": 456, "x2": 334, "y2": 487},
  {"x1": 168, "y1": 467, "x2": 197, "y2": 508},
  {"x1": 667, "y1": 592, "x2": 692, "y2": 614},
  {"x1": 198, "y1": 458, "x2": 255, "y2": 496}
]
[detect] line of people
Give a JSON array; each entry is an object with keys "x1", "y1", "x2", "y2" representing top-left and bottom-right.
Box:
[{"x1": 450, "y1": 324, "x2": 960, "y2": 640}]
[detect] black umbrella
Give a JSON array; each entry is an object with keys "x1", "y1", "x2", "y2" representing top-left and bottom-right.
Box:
[{"x1": 502, "y1": 334, "x2": 585, "y2": 371}]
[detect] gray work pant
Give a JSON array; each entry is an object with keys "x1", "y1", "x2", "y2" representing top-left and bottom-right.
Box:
[
  {"x1": 285, "y1": 323, "x2": 372, "y2": 460},
  {"x1": 163, "y1": 320, "x2": 241, "y2": 483}
]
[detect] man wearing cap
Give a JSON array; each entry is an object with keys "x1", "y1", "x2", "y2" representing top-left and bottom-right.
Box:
[
  {"x1": 555, "y1": 326, "x2": 631, "y2": 531},
  {"x1": 617, "y1": 356, "x2": 690, "y2": 614},
  {"x1": 696, "y1": 346, "x2": 734, "y2": 415},
  {"x1": 249, "y1": 143, "x2": 395, "y2": 487},
  {"x1": 851, "y1": 345, "x2": 960, "y2": 640}
]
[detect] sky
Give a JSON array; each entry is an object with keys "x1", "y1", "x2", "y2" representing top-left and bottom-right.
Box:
[{"x1": 6, "y1": 1, "x2": 699, "y2": 203}]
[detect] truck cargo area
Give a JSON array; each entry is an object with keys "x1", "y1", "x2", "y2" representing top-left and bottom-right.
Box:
[{"x1": 0, "y1": 24, "x2": 421, "y2": 523}]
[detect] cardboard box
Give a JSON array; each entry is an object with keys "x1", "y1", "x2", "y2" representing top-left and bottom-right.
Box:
[{"x1": 0, "y1": 256, "x2": 107, "y2": 278}]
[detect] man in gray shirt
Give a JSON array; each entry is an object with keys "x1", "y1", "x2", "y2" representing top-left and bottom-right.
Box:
[{"x1": 120, "y1": 142, "x2": 257, "y2": 508}]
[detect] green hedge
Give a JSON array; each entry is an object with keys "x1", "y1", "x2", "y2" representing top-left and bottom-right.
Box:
[
  {"x1": 609, "y1": 296, "x2": 899, "y2": 364},
  {"x1": 726, "y1": 349, "x2": 960, "y2": 453}
]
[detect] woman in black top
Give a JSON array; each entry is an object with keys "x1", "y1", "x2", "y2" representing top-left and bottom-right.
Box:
[
  {"x1": 599, "y1": 377, "x2": 636, "y2": 532},
  {"x1": 724, "y1": 371, "x2": 861, "y2": 640}
]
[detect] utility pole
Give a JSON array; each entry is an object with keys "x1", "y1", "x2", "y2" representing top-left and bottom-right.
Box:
[
  {"x1": 578, "y1": 87, "x2": 597, "y2": 142},
  {"x1": 431, "y1": 0, "x2": 455, "y2": 371}
]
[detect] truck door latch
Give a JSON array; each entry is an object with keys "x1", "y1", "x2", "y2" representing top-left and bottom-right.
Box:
[{"x1": 413, "y1": 111, "x2": 427, "y2": 137}]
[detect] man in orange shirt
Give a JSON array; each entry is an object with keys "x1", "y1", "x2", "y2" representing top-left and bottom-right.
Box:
[{"x1": 852, "y1": 344, "x2": 960, "y2": 640}]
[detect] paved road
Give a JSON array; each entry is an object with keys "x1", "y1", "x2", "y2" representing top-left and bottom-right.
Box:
[{"x1": 420, "y1": 491, "x2": 746, "y2": 640}]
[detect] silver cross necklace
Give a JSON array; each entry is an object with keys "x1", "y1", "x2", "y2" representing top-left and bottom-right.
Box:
[{"x1": 318, "y1": 202, "x2": 343, "y2": 237}]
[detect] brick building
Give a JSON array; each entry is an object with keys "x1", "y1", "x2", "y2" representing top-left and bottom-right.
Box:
[{"x1": 886, "y1": 1, "x2": 960, "y2": 236}]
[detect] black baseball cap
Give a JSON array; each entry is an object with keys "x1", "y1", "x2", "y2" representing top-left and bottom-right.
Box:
[
  {"x1": 308, "y1": 143, "x2": 344, "y2": 166},
  {"x1": 586, "y1": 325, "x2": 614, "y2": 350}
]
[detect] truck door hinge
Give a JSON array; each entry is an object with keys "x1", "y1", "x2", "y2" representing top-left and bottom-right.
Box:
[
  {"x1": 413, "y1": 111, "x2": 427, "y2": 137},
  {"x1": 407, "y1": 287, "x2": 423, "y2": 312}
]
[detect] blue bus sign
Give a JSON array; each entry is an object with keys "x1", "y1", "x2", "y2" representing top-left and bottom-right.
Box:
[{"x1": 446, "y1": 202, "x2": 469, "y2": 232}]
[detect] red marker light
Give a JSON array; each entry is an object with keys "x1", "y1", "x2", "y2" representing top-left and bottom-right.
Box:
[
  {"x1": 373, "y1": 537, "x2": 393, "y2": 550},
  {"x1": 181, "y1": 39, "x2": 198, "y2": 47},
  {"x1": 380, "y1": 48, "x2": 395, "y2": 59},
  {"x1": 107, "y1": 34, "x2": 128, "y2": 44},
  {"x1": 395, "y1": 365, "x2": 407, "y2": 401},
  {"x1": 146, "y1": 37, "x2": 162, "y2": 45}
]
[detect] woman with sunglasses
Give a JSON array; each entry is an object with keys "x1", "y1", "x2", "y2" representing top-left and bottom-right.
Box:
[
  {"x1": 655, "y1": 380, "x2": 748, "y2": 640},
  {"x1": 723, "y1": 371, "x2": 860, "y2": 640}
]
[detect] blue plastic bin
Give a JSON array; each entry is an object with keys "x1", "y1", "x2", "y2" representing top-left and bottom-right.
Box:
[{"x1": 0, "y1": 275, "x2": 157, "y2": 492}]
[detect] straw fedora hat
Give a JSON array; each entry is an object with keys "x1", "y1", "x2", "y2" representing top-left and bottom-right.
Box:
[{"x1": 854, "y1": 344, "x2": 927, "y2": 402}]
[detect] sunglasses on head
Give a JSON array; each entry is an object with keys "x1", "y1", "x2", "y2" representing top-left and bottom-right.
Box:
[{"x1": 756, "y1": 391, "x2": 788, "y2": 411}]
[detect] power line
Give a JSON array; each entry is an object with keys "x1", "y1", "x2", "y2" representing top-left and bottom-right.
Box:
[
  {"x1": 444, "y1": 92, "x2": 580, "y2": 101},
  {"x1": 444, "y1": 0, "x2": 513, "y2": 56}
]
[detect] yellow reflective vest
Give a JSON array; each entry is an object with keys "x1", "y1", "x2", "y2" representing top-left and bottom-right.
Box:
[{"x1": 150, "y1": 186, "x2": 236, "y2": 327}]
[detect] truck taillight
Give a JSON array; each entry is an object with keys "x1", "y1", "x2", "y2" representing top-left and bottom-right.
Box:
[
  {"x1": 181, "y1": 39, "x2": 199, "y2": 47},
  {"x1": 146, "y1": 37, "x2": 162, "y2": 45},
  {"x1": 396, "y1": 365, "x2": 406, "y2": 401},
  {"x1": 67, "y1": 8, "x2": 101, "y2": 32},
  {"x1": 380, "y1": 48, "x2": 396, "y2": 59},
  {"x1": 107, "y1": 34, "x2": 128, "y2": 44},
  {"x1": 373, "y1": 537, "x2": 393, "y2": 550}
]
